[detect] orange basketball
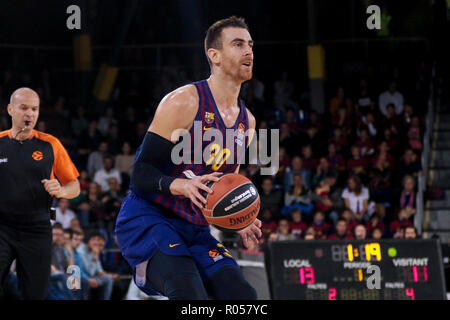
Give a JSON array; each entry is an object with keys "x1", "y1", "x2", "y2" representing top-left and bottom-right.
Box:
[{"x1": 201, "y1": 173, "x2": 260, "y2": 232}]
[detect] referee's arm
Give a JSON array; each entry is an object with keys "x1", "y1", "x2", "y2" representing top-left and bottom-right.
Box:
[
  {"x1": 41, "y1": 178, "x2": 80, "y2": 199},
  {"x1": 40, "y1": 133, "x2": 81, "y2": 199}
]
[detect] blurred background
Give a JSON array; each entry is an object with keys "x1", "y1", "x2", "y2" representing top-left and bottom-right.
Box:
[{"x1": 0, "y1": 0, "x2": 449, "y2": 300}]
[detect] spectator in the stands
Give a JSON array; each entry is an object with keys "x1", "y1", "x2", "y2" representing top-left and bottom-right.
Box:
[
  {"x1": 276, "y1": 146, "x2": 291, "y2": 185},
  {"x1": 346, "y1": 146, "x2": 368, "y2": 177},
  {"x1": 311, "y1": 211, "x2": 331, "y2": 239},
  {"x1": 260, "y1": 208, "x2": 278, "y2": 240},
  {"x1": 304, "y1": 226, "x2": 316, "y2": 240},
  {"x1": 289, "y1": 209, "x2": 308, "y2": 239},
  {"x1": 87, "y1": 141, "x2": 108, "y2": 178},
  {"x1": 359, "y1": 112, "x2": 378, "y2": 137},
  {"x1": 328, "y1": 127, "x2": 349, "y2": 154},
  {"x1": 381, "y1": 103, "x2": 401, "y2": 135},
  {"x1": 94, "y1": 155, "x2": 122, "y2": 193},
  {"x1": 356, "y1": 79, "x2": 375, "y2": 115},
  {"x1": 48, "y1": 224, "x2": 74, "y2": 300},
  {"x1": 77, "y1": 182, "x2": 104, "y2": 228},
  {"x1": 378, "y1": 80, "x2": 404, "y2": 116},
  {"x1": 341, "y1": 208, "x2": 358, "y2": 232},
  {"x1": 407, "y1": 115, "x2": 423, "y2": 151},
  {"x1": 77, "y1": 231, "x2": 115, "y2": 300},
  {"x1": 342, "y1": 175, "x2": 370, "y2": 222},
  {"x1": 277, "y1": 218, "x2": 295, "y2": 241},
  {"x1": 69, "y1": 218, "x2": 83, "y2": 234},
  {"x1": 404, "y1": 225, "x2": 418, "y2": 239},
  {"x1": 54, "y1": 198, "x2": 77, "y2": 229},
  {"x1": 283, "y1": 173, "x2": 314, "y2": 217},
  {"x1": 365, "y1": 214, "x2": 385, "y2": 236},
  {"x1": 390, "y1": 209, "x2": 413, "y2": 237},
  {"x1": 98, "y1": 177, "x2": 126, "y2": 236},
  {"x1": 312, "y1": 157, "x2": 336, "y2": 188},
  {"x1": 301, "y1": 145, "x2": 317, "y2": 188},
  {"x1": 382, "y1": 127, "x2": 398, "y2": 153},
  {"x1": 328, "y1": 219, "x2": 353, "y2": 240},
  {"x1": 397, "y1": 148, "x2": 422, "y2": 183},
  {"x1": 313, "y1": 180, "x2": 336, "y2": 223},
  {"x1": 355, "y1": 128, "x2": 375, "y2": 157},
  {"x1": 368, "y1": 149, "x2": 393, "y2": 204},
  {"x1": 371, "y1": 227, "x2": 383, "y2": 240},
  {"x1": 326, "y1": 173, "x2": 346, "y2": 219},
  {"x1": 354, "y1": 224, "x2": 367, "y2": 240},
  {"x1": 399, "y1": 175, "x2": 417, "y2": 218},
  {"x1": 69, "y1": 230, "x2": 91, "y2": 300},
  {"x1": 326, "y1": 142, "x2": 346, "y2": 173},
  {"x1": 259, "y1": 177, "x2": 283, "y2": 218},
  {"x1": 78, "y1": 169, "x2": 90, "y2": 193},
  {"x1": 284, "y1": 156, "x2": 309, "y2": 192}
]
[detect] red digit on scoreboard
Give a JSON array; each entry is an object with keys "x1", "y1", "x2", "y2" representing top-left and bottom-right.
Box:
[
  {"x1": 299, "y1": 267, "x2": 316, "y2": 284},
  {"x1": 328, "y1": 288, "x2": 337, "y2": 300},
  {"x1": 405, "y1": 288, "x2": 415, "y2": 300},
  {"x1": 412, "y1": 266, "x2": 419, "y2": 282}
]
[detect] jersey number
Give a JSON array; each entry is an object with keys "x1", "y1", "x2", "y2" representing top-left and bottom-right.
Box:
[{"x1": 206, "y1": 143, "x2": 231, "y2": 171}]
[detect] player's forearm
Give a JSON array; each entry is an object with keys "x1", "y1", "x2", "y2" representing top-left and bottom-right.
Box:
[{"x1": 60, "y1": 179, "x2": 81, "y2": 199}]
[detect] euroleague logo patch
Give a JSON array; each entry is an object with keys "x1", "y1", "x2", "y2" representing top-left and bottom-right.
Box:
[
  {"x1": 209, "y1": 249, "x2": 220, "y2": 258},
  {"x1": 32, "y1": 151, "x2": 43, "y2": 161}
]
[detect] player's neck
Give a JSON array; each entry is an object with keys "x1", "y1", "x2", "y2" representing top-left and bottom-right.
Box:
[{"x1": 207, "y1": 75, "x2": 241, "y2": 108}]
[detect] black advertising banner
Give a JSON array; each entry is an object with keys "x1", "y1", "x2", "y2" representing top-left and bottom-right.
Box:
[{"x1": 267, "y1": 239, "x2": 447, "y2": 300}]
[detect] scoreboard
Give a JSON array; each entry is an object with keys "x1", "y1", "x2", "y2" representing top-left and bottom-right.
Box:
[{"x1": 266, "y1": 239, "x2": 447, "y2": 300}]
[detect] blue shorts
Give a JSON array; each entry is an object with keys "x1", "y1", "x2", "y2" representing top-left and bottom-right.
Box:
[{"x1": 115, "y1": 192, "x2": 238, "y2": 296}]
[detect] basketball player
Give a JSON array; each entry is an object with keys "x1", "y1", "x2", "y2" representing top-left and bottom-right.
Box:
[
  {"x1": 0, "y1": 88, "x2": 80, "y2": 299},
  {"x1": 115, "y1": 16, "x2": 261, "y2": 299}
]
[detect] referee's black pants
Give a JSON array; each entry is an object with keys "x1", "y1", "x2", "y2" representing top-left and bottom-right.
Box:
[{"x1": 0, "y1": 219, "x2": 52, "y2": 300}]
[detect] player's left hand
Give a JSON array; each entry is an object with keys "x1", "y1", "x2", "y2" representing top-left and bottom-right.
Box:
[
  {"x1": 41, "y1": 179, "x2": 63, "y2": 198},
  {"x1": 237, "y1": 218, "x2": 262, "y2": 250}
]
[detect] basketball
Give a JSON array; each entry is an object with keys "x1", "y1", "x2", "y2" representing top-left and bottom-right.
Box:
[{"x1": 201, "y1": 173, "x2": 260, "y2": 232}]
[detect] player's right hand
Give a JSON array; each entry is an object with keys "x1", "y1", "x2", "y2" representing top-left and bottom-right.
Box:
[{"x1": 170, "y1": 172, "x2": 222, "y2": 209}]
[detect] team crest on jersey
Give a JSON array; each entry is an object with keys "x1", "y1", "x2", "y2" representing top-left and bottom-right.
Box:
[
  {"x1": 204, "y1": 112, "x2": 215, "y2": 125},
  {"x1": 238, "y1": 122, "x2": 245, "y2": 134},
  {"x1": 235, "y1": 122, "x2": 246, "y2": 147}
]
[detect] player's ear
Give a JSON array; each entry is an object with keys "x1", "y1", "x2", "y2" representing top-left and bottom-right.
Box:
[
  {"x1": 7, "y1": 104, "x2": 13, "y2": 116},
  {"x1": 207, "y1": 48, "x2": 221, "y2": 66}
]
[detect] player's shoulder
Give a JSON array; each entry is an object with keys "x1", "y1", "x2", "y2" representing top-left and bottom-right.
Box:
[
  {"x1": 159, "y1": 84, "x2": 199, "y2": 112},
  {"x1": 245, "y1": 107, "x2": 256, "y2": 129}
]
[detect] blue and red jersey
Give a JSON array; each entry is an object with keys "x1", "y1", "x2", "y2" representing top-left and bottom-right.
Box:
[{"x1": 131, "y1": 80, "x2": 250, "y2": 225}]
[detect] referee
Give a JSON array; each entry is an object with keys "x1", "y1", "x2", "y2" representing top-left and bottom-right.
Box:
[{"x1": 0, "y1": 88, "x2": 80, "y2": 299}]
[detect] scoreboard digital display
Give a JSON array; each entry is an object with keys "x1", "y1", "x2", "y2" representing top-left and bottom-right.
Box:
[{"x1": 266, "y1": 239, "x2": 447, "y2": 300}]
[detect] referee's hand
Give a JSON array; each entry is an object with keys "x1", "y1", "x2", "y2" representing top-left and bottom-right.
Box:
[{"x1": 41, "y1": 179, "x2": 63, "y2": 198}]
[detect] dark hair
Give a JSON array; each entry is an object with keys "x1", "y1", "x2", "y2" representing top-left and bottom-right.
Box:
[
  {"x1": 404, "y1": 225, "x2": 417, "y2": 233},
  {"x1": 63, "y1": 228, "x2": 73, "y2": 238},
  {"x1": 204, "y1": 16, "x2": 248, "y2": 67},
  {"x1": 52, "y1": 222, "x2": 63, "y2": 230},
  {"x1": 86, "y1": 230, "x2": 106, "y2": 242},
  {"x1": 348, "y1": 175, "x2": 362, "y2": 195},
  {"x1": 73, "y1": 230, "x2": 84, "y2": 237}
]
